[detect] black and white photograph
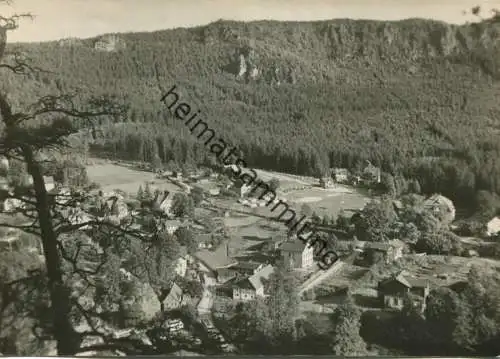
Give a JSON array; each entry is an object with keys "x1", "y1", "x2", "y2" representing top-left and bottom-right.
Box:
[{"x1": 0, "y1": 0, "x2": 500, "y2": 356}]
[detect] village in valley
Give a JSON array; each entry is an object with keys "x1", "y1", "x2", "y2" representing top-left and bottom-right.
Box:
[
  {"x1": 2, "y1": 153, "x2": 500, "y2": 356},
  {"x1": 2, "y1": 1, "x2": 500, "y2": 355}
]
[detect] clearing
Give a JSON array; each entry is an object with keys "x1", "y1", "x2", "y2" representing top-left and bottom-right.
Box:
[
  {"x1": 283, "y1": 186, "x2": 370, "y2": 218},
  {"x1": 86, "y1": 160, "x2": 181, "y2": 194},
  {"x1": 356, "y1": 254, "x2": 500, "y2": 289}
]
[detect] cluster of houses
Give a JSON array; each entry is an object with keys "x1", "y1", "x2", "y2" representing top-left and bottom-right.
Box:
[
  {"x1": 192, "y1": 234, "x2": 316, "y2": 302},
  {"x1": 189, "y1": 227, "x2": 431, "y2": 309},
  {"x1": 0, "y1": 170, "x2": 196, "y2": 256},
  {"x1": 319, "y1": 161, "x2": 381, "y2": 189},
  {"x1": 237, "y1": 196, "x2": 283, "y2": 208},
  {"x1": 1, "y1": 155, "x2": 499, "y2": 320}
]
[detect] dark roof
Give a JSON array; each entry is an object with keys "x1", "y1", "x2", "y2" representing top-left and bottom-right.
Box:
[
  {"x1": 280, "y1": 239, "x2": 308, "y2": 253},
  {"x1": 404, "y1": 277, "x2": 429, "y2": 288},
  {"x1": 380, "y1": 272, "x2": 429, "y2": 289},
  {"x1": 234, "y1": 277, "x2": 254, "y2": 290},
  {"x1": 220, "y1": 275, "x2": 239, "y2": 288},
  {"x1": 448, "y1": 280, "x2": 468, "y2": 293},
  {"x1": 164, "y1": 283, "x2": 183, "y2": 303},
  {"x1": 194, "y1": 248, "x2": 236, "y2": 272},
  {"x1": 364, "y1": 240, "x2": 405, "y2": 251},
  {"x1": 364, "y1": 163, "x2": 379, "y2": 174},
  {"x1": 229, "y1": 261, "x2": 261, "y2": 271},
  {"x1": 195, "y1": 233, "x2": 212, "y2": 242},
  {"x1": 332, "y1": 168, "x2": 349, "y2": 174},
  {"x1": 234, "y1": 265, "x2": 274, "y2": 291},
  {"x1": 248, "y1": 265, "x2": 274, "y2": 290},
  {"x1": 393, "y1": 200, "x2": 404, "y2": 210},
  {"x1": 217, "y1": 267, "x2": 237, "y2": 278},
  {"x1": 365, "y1": 242, "x2": 393, "y2": 251}
]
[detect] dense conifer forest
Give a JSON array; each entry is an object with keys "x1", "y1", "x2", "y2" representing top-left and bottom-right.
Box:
[{"x1": 3, "y1": 16, "x2": 500, "y2": 212}]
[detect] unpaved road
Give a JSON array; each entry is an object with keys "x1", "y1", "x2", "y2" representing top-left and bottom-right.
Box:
[
  {"x1": 197, "y1": 275, "x2": 216, "y2": 314},
  {"x1": 299, "y1": 260, "x2": 345, "y2": 295}
]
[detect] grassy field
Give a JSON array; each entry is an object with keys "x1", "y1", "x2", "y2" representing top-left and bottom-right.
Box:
[
  {"x1": 85, "y1": 160, "x2": 371, "y2": 269},
  {"x1": 253, "y1": 169, "x2": 314, "y2": 190},
  {"x1": 206, "y1": 168, "x2": 372, "y2": 266},
  {"x1": 284, "y1": 187, "x2": 370, "y2": 218},
  {"x1": 344, "y1": 254, "x2": 500, "y2": 302},
  {"x1": 299, "y1": 254, "x2": 500, "y2": 315},
  {"x1": 252, "y1": 168, "x2": 371, "y2": 218},
  {"x1": 86, "y1": 161, "x2": 181, "y2": 195}
]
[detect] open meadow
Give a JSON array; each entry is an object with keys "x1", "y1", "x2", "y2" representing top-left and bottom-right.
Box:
[
  {"x1": 253, "y1": 169, "x2": 315, "y2": 189},
  {"x1": 86, "y1": 160, "x2": 182, "y2": 195},
  {"x1": 283, "y1": 186, "x2": 371, "y2": 218},
  {"x1": 253, "y1": 168, "x2": 371, "y2": 218}
]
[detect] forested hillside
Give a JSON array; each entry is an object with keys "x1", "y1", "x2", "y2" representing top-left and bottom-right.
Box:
[{"x1": 2, "y1": 17, "x2": 500, "y2": 210}]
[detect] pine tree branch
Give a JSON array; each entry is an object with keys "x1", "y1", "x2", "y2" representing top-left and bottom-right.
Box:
[
  {"x1": 0, "y1": 52, "x2": 50, "y2": 75},
  {"x1": 0, "y1": 13, "x2": 33, "y2": 31}
]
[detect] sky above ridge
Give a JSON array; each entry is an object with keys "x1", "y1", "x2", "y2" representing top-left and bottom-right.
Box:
[{"x1": 2, "y1": 0, "x2": 500, "y2": 43}]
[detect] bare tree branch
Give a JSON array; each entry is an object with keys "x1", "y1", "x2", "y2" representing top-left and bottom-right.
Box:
[
  {"x1": 0, "y1": 12, "x2": 33, "y2": 30},
  {"x1": 0, "y1": 51, "x2": 53, "y2": 75}
]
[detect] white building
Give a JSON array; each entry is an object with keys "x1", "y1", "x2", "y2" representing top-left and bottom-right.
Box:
[
  {"x1": 164, "y1": 220, "x2": 182, "y2": 235},
  {"x1": 162, "y1": 283, "x2": 184, "y2": 310},
  {"x1": 279, "y1": 238, "x2": 314, "y2": 269},
  {"x1": 208, "y1": 188, "x2": 220, "y2": 196},
  {"x1": 332, "y1": 168, "x2": 349, "y2": 183},
  {"x1": 0, "y1": 156, "x2": 9, "y2": 173},
  {"x1": 44, "y1": 176, "x2": 56, "y2": 192},
  {"x1": 240, "y1": 184, "x2": 253, "y2": 198},
  {"x1": 152, "y1": 190, "x2": 175, "y2": 215},
  {"x1": 423, "y1": 194, "x2": 456, "y2": 224},
  {"x1": 487, "y1": 216, "x2": 500, "y2": 237},
  {"x1": 175, "y1": 256, "x2": 187, "y2": 277},
  {"x1": 66, "y1": 208, "x2": 92, "y2": 229},
  {"x1": 0, "y1": 197, "x2": 23, "y2": 213}
]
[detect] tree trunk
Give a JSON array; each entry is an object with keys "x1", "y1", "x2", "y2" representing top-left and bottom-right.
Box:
[
  {"x1": 21, "y1": 145, "x2": 80, "y2": 355},
  {"x1": 157, "y1": 290, "x2": 166, "y2": 313},
  {"x1": 160, "y1": 300, "x2": 165, "y2": 313}
]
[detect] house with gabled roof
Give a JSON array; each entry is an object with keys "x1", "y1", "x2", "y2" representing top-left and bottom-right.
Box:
[
  {"x1": 193, "y1": 245, "x2": 238, "y2": 280},
  {"x1": 240, "y1": 183, "x2": 253, "y2": 198},
  {"x1": 363, "y1": 161, "x2": 381, "y2": 184},
  {"x1": 152, "y1": 190, "x2": 175, "y2": 215},
  {"x1": 104, "y1": 195, "x2": 129, "y2": 219},
  {"x1": 319, "y1": 176, "x2": 334, "y2": 189},
  {"x1": 486, "y1": 216, "x2": 500, "y2": 237},
  {"x1": 279, "y1": 238, "x2": 314, "y2": 269},
  {"x1": 163, "y1": 219, "x2": 182, "y2": 235},
  {"x1": 331, "y1": 168, "x2": 349, "y2": 183},
  {"x1": 377, "y1": 271, "x2": 430, "y2": 312},
  {"x1": 359, "y1": 240, "x2": 406, "y2": 264},
  {"x1": 0, "y1": 196, "x2": 22, "y2": 213},
  {"x1": 44, "y1": 176, "x2": 56, "y2": 192},
  {"x1": 226, "y1": 261, "x2": 264, "y2": 276},
  {"x1": 162, "y1": 283, "x2": 184, "y2": 311},
  {"x1": 423, "y1": 193, "x2": 456, "y2": 224},
  {"x1": 232, "y1": 264, "x2": 274, "y2": 301}
]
